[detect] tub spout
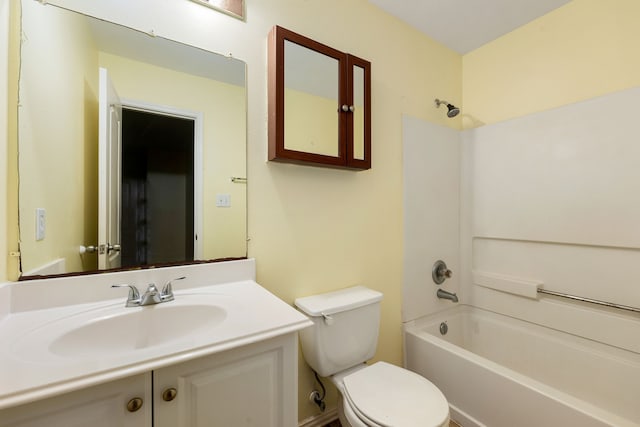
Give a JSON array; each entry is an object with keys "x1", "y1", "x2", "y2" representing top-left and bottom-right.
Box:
[{"x1": 437, "y1": 289, "x2": 458, "y2": 303}]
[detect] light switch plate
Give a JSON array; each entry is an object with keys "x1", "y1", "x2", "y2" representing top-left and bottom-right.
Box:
[
  {"x1": 36, "y1": 208, "x2": 46, "y2": 241},
  {"x1": 215, "y1": 194, "x2": 231, "y2": 207}
]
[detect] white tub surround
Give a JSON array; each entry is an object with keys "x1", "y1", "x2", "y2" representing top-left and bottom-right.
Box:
[
  {"x1": 402, "y1": 116, "x2": 461, "y2": 321},
  {"x1": 404, "y1": 306, "x2": 640, "y2": 427},
  {"x1": 0, "y1": 259, "x2": 312, "y2": 410},
  {"x1": 459, "y1": 88, "x2": 640, "y2": 347}
]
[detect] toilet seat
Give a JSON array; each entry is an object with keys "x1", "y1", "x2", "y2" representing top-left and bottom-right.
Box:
[{"x1": 341, "y1": 362, "x2": 449, "y2": 427}]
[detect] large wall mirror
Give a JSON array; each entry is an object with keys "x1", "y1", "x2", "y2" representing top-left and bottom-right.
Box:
[{"x1": 18, "y1": 0, "x2": 247, "y2": 278}]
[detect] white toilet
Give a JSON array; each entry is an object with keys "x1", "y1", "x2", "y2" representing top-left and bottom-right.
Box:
[{"x1": 295, "y1": 286, "x2": 450, "y2": 427}]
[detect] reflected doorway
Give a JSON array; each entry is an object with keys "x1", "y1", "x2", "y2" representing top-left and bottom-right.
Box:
[{"x1": 121, "y1": 107, "x2": 197, "y2": 268}]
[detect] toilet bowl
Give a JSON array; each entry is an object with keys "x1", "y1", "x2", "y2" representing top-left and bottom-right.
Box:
[{"x1": 294, "y1": 286, "x2": 450, "y2": 427}]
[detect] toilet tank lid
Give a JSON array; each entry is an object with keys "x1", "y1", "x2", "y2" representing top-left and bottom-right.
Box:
[{"x1": 294, "y1": 286, "x2": 383, "y2": 316}]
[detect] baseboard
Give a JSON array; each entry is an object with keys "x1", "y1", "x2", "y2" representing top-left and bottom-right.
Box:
[
  {"x1": 298, "y1": 408, "x2": 338, "y2": 427},
  {"x1": 23, "y1": 258, "x2": 66, "y2": 276}
]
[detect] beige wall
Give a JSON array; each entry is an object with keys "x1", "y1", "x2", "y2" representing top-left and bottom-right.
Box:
[
  {"x1": 98, "y1": 53, "x2": 247, "y2": 260},
  {"x1": 462, "y1": 0, "x2": 640, "y2": 126},
  {"x1": 3, "y1": 0, "x2": 461, "y2": 421}
]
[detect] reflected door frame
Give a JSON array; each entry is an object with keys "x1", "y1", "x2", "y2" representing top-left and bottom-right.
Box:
[{"x1": 122, "y1": 98, "x2": 204, "y2": 261}]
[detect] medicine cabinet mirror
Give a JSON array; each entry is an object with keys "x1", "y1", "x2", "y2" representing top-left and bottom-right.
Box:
[
  {"x1": 268, "y1": 26, "x2": 371, "y2": 170},
  {"x1": 17, "y1": 1, "x2": 247, "y2": 278}
]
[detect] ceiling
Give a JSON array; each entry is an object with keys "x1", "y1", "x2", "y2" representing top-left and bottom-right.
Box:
[{"x1": 368, "y1": 0, "x2": 571, "y2": 54}]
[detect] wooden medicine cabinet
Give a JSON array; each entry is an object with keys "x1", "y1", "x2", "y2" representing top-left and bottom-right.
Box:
[{"x1": 268, "y1": 26, "x2": 371, "y2": 170}]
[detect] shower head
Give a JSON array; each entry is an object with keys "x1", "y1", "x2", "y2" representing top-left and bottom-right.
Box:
[{"x1": 435, "y1": 98, "x2": 460, "y2": 118}]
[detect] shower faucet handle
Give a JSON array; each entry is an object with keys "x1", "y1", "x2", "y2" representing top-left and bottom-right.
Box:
[{"x1": 432, "y1": 260, "x2": 452, "y2": 285}]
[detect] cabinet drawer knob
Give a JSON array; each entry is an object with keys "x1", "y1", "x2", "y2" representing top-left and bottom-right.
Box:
[
  {"x1": 162, "y1": 387, "x2": 178, "y2": 402},
  {"x1": 126, "y1": 397, "x2": 144, "y2": 412}
]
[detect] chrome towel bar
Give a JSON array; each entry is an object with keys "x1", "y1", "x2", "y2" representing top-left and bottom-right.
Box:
[{"x1": 537, "y1": 289, "x2": 640, "y2": 314}]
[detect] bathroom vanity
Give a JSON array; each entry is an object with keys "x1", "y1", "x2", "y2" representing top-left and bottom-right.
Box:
[{"x1": 0, "y1": 259, "x2": 311, "y2": 426}]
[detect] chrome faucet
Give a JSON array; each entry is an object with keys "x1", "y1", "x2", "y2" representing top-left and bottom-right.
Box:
[
  {"x1": 139, "y1": 284, "x2": 162, "y2": 305},
  {"x1": 437, "y1": 288, "x2": 459, "y2": 303},
  {"x1": 112, "y1": 277, "x2": 185, "y2": 307}
]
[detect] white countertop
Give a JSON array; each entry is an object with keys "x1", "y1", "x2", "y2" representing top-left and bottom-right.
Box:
[{"x1": 0, "y1": 260, "x2": 311, "y2": 410}]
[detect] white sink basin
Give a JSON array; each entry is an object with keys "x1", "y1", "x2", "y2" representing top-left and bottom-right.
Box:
[
  {"x1": 10, "y1": 292, "x2": 237, "y2": 362},
  {"x1": 49, "y1": 303, "x2": 227, "y2": 357}
]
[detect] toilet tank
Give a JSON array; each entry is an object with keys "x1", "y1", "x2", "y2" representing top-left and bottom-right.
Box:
[{"x1": 295, "y1": 286, "x2": 383, "y2": 377}]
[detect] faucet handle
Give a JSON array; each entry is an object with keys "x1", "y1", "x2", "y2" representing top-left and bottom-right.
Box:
[
  {"x1": 432, "y1": 260, "x2": 452, "y2": 284},
  {"x1": 161, "y1": 276, "x2": 185, "y2": 302},
  {"x1": 112, "y1": 284, "x2": 141, "y2": 305}
]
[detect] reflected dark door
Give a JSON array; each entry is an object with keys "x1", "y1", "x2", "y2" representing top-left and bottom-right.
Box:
[{"x1": 120, "y1": 108, "x2": 195, "y2": 267}]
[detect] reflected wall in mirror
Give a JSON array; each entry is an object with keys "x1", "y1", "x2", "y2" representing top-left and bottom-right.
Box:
[
  {"x1": 268, "y1": 26, "x2": 371, "y2": 170},
  {"x1": 284, "y1": 39, "x2": 341, "y2": 157},
  {"x1": 18, "y1": 0, "x2": 247, "y2": 278}
]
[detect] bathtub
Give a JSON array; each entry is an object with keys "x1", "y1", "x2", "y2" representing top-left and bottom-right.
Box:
[{"x1": 403, "y1": 305, "x2": 640, "y2": 427}]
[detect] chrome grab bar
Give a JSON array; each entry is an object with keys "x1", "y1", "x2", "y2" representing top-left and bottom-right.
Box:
[{"x1": 537, "y1": 289, "x2": 640, "y2": 314}]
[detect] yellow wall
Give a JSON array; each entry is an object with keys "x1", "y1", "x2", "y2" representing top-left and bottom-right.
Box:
[
  {"x1": 462, "y1": 0, "x2": 640, "y2": 126},
  {"x1": 98, "y1": 53, "x2": 247, "y2": 260},
  {"x1": 18, "y1": 0, "x2": 99, "y2": 274}
]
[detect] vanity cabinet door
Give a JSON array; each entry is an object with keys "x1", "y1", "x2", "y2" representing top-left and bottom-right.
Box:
[
  {"x1": 153, "y1": 334, "x2": 298, "y2": 427},
  {"x1": 0, "y1": 374, "x2": 151, "y2": 427},
  {"x1": 268, "y1": 26, "x2": 371, "y2": 170}
]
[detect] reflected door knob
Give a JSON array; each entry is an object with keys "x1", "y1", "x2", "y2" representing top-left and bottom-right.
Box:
[
  {"x1": 99, "y1": 243, "x2": 121, "y2": 255},
  {"x1": 79, "y1": 245, "x2": 98, "y2": 254}
]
